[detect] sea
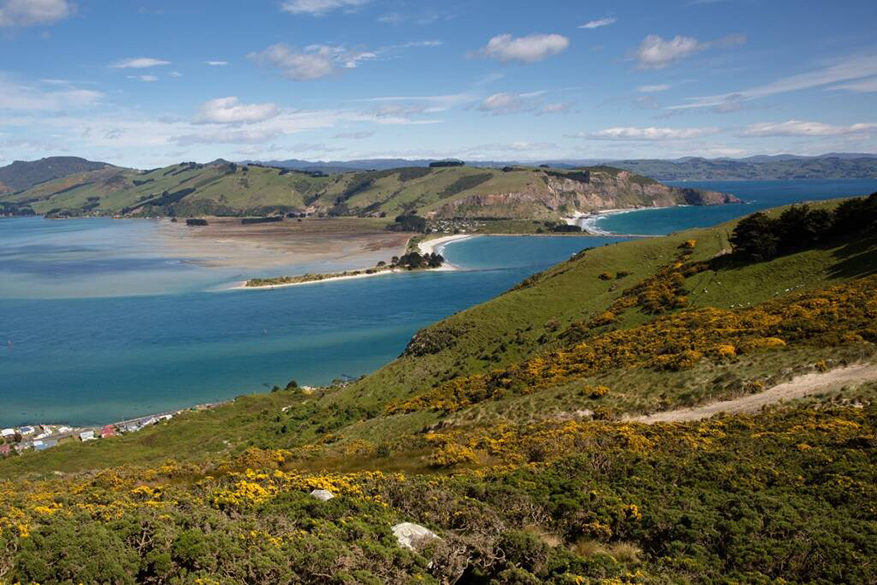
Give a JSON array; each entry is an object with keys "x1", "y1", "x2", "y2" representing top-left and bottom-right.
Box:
[{"x1": 1, "y1": 178, "x2": 876, "y2": 427}]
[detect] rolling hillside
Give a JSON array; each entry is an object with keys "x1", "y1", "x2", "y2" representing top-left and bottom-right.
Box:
[
  {"x1": 1, "y1": 160, "x2": 737, "y2": 220},
  {"x1": 0, "y1": 156, "x2": 110, "y2": 196},
  {"x1": 1, "y1": 196, "x2": 876, "y2": 583}
]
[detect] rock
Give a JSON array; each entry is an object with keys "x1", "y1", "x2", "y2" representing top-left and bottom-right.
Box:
[
  {"x1": 392, "y1": 522, "x2": 440, "y2": 551},
  {"x1": 310, "y1": 489, "x2": 334, "y2": 501}
]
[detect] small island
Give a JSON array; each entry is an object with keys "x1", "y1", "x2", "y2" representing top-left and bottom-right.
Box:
[{"x1": 243, "y1": 250, "x2": 446, "y2": 289}]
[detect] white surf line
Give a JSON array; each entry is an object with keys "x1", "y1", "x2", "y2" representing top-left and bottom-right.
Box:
[{"x1": 417, "y1": 233, "x2": 476, "y2": 256}]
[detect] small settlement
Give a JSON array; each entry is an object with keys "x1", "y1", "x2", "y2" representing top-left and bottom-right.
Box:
[{"x1": 0, "y1": 402, "x2": 222, "y2": 457}]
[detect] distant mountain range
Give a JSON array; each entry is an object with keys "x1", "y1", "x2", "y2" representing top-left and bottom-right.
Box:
[
  {"x1": 606, "y1": 155, "x2": 877, "y2": 181},
  {"x1": 253, "y1": 153, "x2": 877, "y2": 180}
]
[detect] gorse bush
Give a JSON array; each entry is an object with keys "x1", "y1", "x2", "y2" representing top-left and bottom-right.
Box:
[
  {"x1": 389, "y1": 273, "x2": 877, "y2": 415},
  {"x1": 1, "y1": 403, "x2": 875, "y2": 584}
]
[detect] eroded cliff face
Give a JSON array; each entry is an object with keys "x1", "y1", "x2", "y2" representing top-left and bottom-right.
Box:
[{"x1": 432, "y1": 169, "x2": 739, "y2": 219}]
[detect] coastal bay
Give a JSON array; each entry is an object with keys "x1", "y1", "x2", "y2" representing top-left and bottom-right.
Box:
[{"x1": 3, "y1": 178, "x2": 877, "y2": 428}]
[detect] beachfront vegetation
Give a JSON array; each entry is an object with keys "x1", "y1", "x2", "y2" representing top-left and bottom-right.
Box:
[
  {"x1": 245, "y1": 252, "x2": 444, "y2": 288},
  {"x1": 1, "y1": 196, "x2": 876, "y2": 583}
]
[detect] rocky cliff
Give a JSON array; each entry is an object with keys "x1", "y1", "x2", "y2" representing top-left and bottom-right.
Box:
[{"x1": 431, "y1": 168, "x2": 739, "y2": 220}]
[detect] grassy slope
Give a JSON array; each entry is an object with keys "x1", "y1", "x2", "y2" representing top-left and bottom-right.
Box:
[
  {"x1": 2, "y1": 198, "x2": 875, "y2": 479},
  {"x1": 4, "y1": 164, "x2": 697, "y2": 219}
]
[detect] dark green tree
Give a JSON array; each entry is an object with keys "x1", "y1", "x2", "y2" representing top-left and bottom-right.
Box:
[{"x1": 729, "y1": 212, "x2": 780, "y2": 261}]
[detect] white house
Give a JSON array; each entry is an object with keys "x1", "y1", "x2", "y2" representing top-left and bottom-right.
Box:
[
  {"x1": 1, "y1": 428, "x2": 15, "y2": 439},
  {"x1": 79, "y1": 430, "x2": 96, "y2": 441}
]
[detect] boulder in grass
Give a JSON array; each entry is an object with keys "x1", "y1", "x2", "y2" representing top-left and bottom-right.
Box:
[
  {"x1": 392, "y1": 522, "x2": 440, "y2": 551},
  {"x1": 310, "y1": 489, "x2": 334, "y2": 501}
]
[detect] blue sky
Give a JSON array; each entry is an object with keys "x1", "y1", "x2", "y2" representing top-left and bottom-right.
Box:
[{"x1": 1, "y1": 0, "x2": 876, "y2": 168}]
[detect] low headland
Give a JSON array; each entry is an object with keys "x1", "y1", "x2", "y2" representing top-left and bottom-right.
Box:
[{"x1": 237, "y1": 243, "x2": 453, "y2": 290}]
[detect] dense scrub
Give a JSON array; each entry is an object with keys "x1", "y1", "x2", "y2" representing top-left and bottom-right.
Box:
[
  {"x1": 389, "y1": 274, "x2": 877, "y2": 414},
  {"x1": 1, "y1": 402, "x2": 875, "y2": 584}
]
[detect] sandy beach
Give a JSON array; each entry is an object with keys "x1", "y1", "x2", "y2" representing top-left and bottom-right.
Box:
[
  {"x1": 156, "y1": 217, "x2": 410, "y2": 271},
  {"x1": 417, "y1": 233, "x2": 476, "y2": 256},
  {"x1": 232, "y1": 263, "x2": 458, "y2": 291},
  {"x1": 232, "y1": 233, "x2": 471, "y2": 291}
]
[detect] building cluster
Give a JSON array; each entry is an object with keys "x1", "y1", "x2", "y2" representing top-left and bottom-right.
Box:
[
  {"x1": 426, "y1": 219, "x2": 486, "y2": 234},
  {"x1": 0, "y1": 412, "x2": 176, "y2": 457}
]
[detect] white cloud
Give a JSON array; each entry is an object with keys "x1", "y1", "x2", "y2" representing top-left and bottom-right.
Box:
[
  {"x1": 205, "y1": 61, "x2": 228, "y2": 67},
  {"x1": 109, "y1": 57, "x2": 171, "y2": 69},
  {"x1": 280, "y1": 0, "x2": 369, "y2": 16},
  {"x1": 359, "y1": 93, "x2": 475, "y2": 108},
  {"x1": 249, "y1": 43, "x2": 375, "y2": 80},
  {"x1": 741, "y1": 120, "x2": 877, "y2": 137},
  {"x1": 0, "y1": 75, "x2": 102, "y2": 110},
  {"x1": 580, "y1": 17, "x2": 616, "y2": 30},
  {"x1": 670, "y1": 52, "x2": 877, "y2": 110},
  {"x1": 637, "y1": 84, "x2": 670, "y2": 93},
  {"x1": 283, "y1": 142, "x2": 346, "y2": 153},
  {"x1": 174, "y1": 127, "x2": 284, "y2": 146},
  {"x1": 373, "y1": 103, "x2": 429, "y2": 117},
  {"x1": 480, "y1": 33, "x2": 569, "y2": 64},
  {"x1": 386, "y1": 40, "x2": 443, "y2": 50},
  {"x1": 0, "y1": 0, "x2": 72, "y2": 27},
  {"x1": 635, "y1": 35, "x2": 702, "y2": 69},
  {"x1": 576, "y1": 126, "x2": 721, "y2": 140},
  {"x1": 538, "y1": 102, "x2": 573, "y2": 115},
  {"x1": 635, "y1": 33, "x2": 745, "y2": 69},
  {"x1": 479, "y1": 92, "x2": 524, "y2": 114},
  {"x1": 377, "y1": 12, "x2": 403, "y2": 24},
  {"x1": 127, "y1": 75, "x2": 158, "y2": 82},
  {"x1": 829, "y1": 76, "x2": 877, "y2": 94},
  {"x1": 194, "y1": 97, "x2": 279, "y2": 125},
  {"x1": 478, "y1": 91, "x2": 548, "y2": 115},
  {"x1": 169, "y1": 71, "x2": 183, "y2": 78},
  {"x1": 334, "y1": 131, "x2": 374, "y2": 139}
]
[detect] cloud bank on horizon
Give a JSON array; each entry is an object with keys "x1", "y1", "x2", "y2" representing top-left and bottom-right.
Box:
[{"x1": 0, "y1": 0, "x2": 875, "y2": 167}]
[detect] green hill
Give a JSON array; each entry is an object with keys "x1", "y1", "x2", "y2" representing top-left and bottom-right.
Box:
[
  {"x1": 0, "y1": 156, "x2": 111, "y2": 195},
  {"x1": 1, "y1": 195, "x2": 875, "y2": 584},
  {"x1": 0, "y1": 161, "x2": 737, "y2": 220}
]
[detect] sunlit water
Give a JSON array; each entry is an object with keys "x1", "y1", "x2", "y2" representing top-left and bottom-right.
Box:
[
  {"x1": 0, "y1": 220, "x2": 624, "y2": 426},
  {"x1": 3, "y1": 178, "x2": 875, "y2": 427},
  {"x1": 588, "y1": 179, "x2": 877, "y2": 235}
]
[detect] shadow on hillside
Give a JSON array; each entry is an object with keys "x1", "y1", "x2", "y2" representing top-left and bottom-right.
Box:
[
  {"x1": 825, "y1": 235, "x2": 877, "y2": 280},
  {"x1": 704, "y1": 233, "x2": 877, "y2": 280}
]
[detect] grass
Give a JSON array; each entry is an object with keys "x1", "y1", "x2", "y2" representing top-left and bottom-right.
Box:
[
  {"x1": 3, "y1": 198, "x2": 875, "y2": 480},
  {"x1": 4, "y1": 163, "x2": 713, "y2": 220}
]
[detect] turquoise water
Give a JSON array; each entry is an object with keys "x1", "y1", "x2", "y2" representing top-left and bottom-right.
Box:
[
  {"x1": 591, "y1": 179, "x2": 877, "y2": 235},
  {"x1": 4, "y1": 178, "x2": 876, "y2": 427},
  {"x1": 0, "y1": 217, "x2": 395, "y2": 299},
  {"x1": 0, "y1": 222, "x2": 624, "y2": 427}
]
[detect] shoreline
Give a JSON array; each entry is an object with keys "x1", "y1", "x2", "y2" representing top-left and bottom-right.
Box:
[
  {"x1": 417, "y1": 233, "x2": 476, "y2": 256},
  {"x1": 228, "y1": 263, "x2": 457, "y2": 291},
  {"x1": 231, "y1": 234, "x2": 475, "y2": 291},
  {"x1": 566, "y1": 206, "x2": 683, "y2": 236}
]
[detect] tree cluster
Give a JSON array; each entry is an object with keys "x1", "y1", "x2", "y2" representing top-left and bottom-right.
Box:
[
  {"x1": 388, "y1": 214, "x2": 427, "y2": 233},
  {"x1": 730, "y1": 192, "x2": 877, "y2": 261},
  {"x1": 392, "y1": 251, "x2": 444, "y2": 270}
]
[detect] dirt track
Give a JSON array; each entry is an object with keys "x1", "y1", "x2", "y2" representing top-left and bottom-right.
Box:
[{"x1": 628, "y1": 363, "x2": 877, "y2": 424}]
